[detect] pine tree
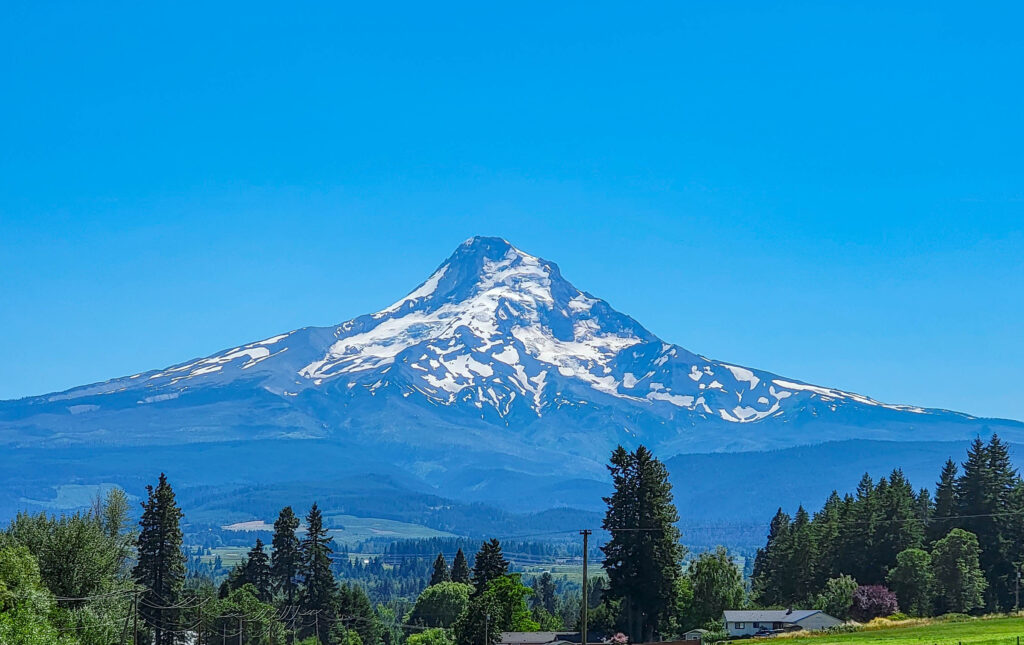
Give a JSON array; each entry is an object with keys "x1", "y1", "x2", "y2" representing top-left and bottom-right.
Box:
[
  {"x1": 301, "y1": 503, "x2": 338, "y2": 642},
  {"x1": 871, "y1": 469, "x2": 924, "y2": 582},
  {"x1": 245, "y1": 538, "x2": 272, "y2": 601},
  {"x1": 451, "y1": 548, "x2": 472, "y2": 584},
  {"x1": 984, "y1": 434, "x2": 1020, "y2": 608},
  {"x1": 272, "y1": 506, "x2": 302, "y2": 606},
  {"x1": 533, "y1": 572, "x2": 557, "y2": 614},
  {"x1": 811, "y1": 492, "x2": 843, "y2": 590},
  {"x1": 132, "y1": 473, "x2": 186, "y2": 645},
  {"x1": 957, "y1": 437, "x2": 1009, "y2": 609},
  {"x1": 430, "y1": 553, "x2": 451, "y2": 586},
  {"x1": 751, "y1": 508, "x2": 791, "y2": 606},
  {"x1": 601, "y1": 445, "x2": 684, "y2": 643},
  {"x1": 471, "y1": 539, "x2": 509, "y2": 595},
  {"x1": 840, "y1": 473, "x2": 877, "y2": 584},
  {"x1": 789, "y1": 506, "x2": 816, "y2": 602},
  {"x1": 929, "y1": 459, "x2": 959, "y2": 544}
]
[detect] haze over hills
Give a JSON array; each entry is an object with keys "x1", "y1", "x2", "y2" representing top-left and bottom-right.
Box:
[{"x1": 2, "y1": 236, "x2": 1020, "y2": 537}]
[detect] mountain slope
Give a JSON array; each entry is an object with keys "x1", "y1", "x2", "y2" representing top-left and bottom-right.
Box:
[{"x1": 2, "y1": 236, "x2": 1021, "y2": 525}]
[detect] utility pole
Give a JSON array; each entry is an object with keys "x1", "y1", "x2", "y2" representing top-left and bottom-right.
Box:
[
  {"x1": 239, "y1": 616, "x2": 244, "y2": 645},
  {"x1": 197, "y1": 602, "x2": 202, "y2": 645},
  {"x1": 580, "y1": 530, "x2": 592, "y2": 645},
  {"x1": 484, "y1": 612, "x2": 490, "y2": 645},
  {"x1": 132, "y1": 591, "x2": 139, "y2": 645}
]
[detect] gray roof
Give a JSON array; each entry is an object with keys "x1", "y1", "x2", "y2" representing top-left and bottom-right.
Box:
[
  {"x1": 722, "y1": 609, "x2": 823, "y2": 623},
  {"x1": 499, "y1": 633, "x2": 578, "y2": 645}
]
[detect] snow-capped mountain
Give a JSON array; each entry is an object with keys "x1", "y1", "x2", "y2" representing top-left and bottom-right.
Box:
[{"x1": 2, "y1": 237, "x2": 1021, "y2": 523}]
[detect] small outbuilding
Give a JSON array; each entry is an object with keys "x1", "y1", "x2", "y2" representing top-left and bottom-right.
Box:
[{"x1": 681, "y1": 628, "x2": 708, "y2": 643}]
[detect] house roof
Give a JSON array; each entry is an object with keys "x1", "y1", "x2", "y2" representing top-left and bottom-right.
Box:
[
  {"x1": 499, "y1": 633, "x2": 579, "y2": 645},
  {"x1": 722, "y1": 609, "x2": 823, "y2": 623},
  {"x1": 683, "y1": 629, "x2": 709, "y2": 635}
]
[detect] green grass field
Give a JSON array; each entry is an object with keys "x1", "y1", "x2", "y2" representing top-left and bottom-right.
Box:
[{"x1": 757, "y1": 616, "x2": 1024, "y2": 645}]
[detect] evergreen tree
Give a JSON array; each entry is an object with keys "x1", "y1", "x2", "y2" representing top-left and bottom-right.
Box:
[
  {"x1": 929, "y1": 459, "x2": 959, "y2": 545},
  {"x1": 837, "y1": 474, "x2": 876, "y2": 584},
  {"x1": 244, "y1": 538, "x2": 272, "y2": 601},
  {"x1": 957, "y1": 436, "x2": 1018, "y2": 609},
  {"x1": 983, "y1": 434, "x2": 1020, "y2": 608},
  {"x1": 533, "y1": 572, "x2": 557, "y2": 614},
  {"x1": 271, "y1": 506, "x2": 302, "y2": 606},
  {"x1": 132, "y1": 473, "x2": 186, "y2": 645},
  {"x1": 789, "y1": 506, "x2": 816, "y2": 602},
  {"x1": 871, "y1": 469, "x2": 924, "y2": 582},
  {"x1": 471, "y1": 539, "x2": 509, "y2": 595},
  {"x1": 430, "y1": 553, "x2": 450, "y2": 586},
  {"x1": 300, "y1": 503, "x2": 338, "y2": 643},
  {"x1": 811, "y1": 492, "x2": 843, "y2": 591},
  {"x1": 601, "y1": 445, "x2": 684, "y2": 643},
  {"x1": 336, "y1": 583, "x2": 381, "y2": 645},
  {"x1": 751, "y1": 508, "x2": 791, "y2": 606},
  {"x1": 450, "y1": 548, "x2": 471, "y2": 584}
]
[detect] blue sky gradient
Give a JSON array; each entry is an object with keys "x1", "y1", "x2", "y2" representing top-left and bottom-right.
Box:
[{"x1": 1, "y1": 3, "x2": 1022, "y2": 419}]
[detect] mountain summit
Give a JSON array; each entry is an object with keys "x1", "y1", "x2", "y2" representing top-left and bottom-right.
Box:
[
  {"x1": 1, "y1": 237, "x2": 1021, "y2": 522},
  {"x1": 2, "y1": 236, "x2": 1017, "y2": 449}
]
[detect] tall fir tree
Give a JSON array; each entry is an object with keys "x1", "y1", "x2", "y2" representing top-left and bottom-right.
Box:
[
  {"x1": 271, "y1": 506, "x2": 302, "y2": 606},
  {"x1": 244, "y1": 538, "x2": 273, "y2": 601},
  {"x1": 132, "y1": 473, "x2": 186, "y2": 645},
  {"x1": 811, "y1": 492, "x2": 843, "y2": 591},
  {"x1": 301, "y1": 503, "x2": 339, "y2": 643},
  {"x1": 929, "y1": 459, "x2": 960, "y2": 544},
  {"x1": 601, "y1": 445, "x2": 684, "y2": 643},
  {"x1": 835, "y1": 473, "x2": 876, "y2": 584},
  {"x1": 871, "y1": 469, "x2": 924, "y2": 583},
  {"x1": 471, "y1": 539, "x2": 509, "y2": 595},
  {"x1": 533, "y1": 572, "x2": 557, "y2": 614},
  {"x1": 751, "y1": 508, "x2": 792, "y2": 605},
  {"x1": 450, "y1": 548, "x2": 472, "y2": 584},
  {"x1": 956, "y1": 436, "x2": 1013, "y2": 609},
  {"x1": 789, "y1": 506, "x2": 816, "y2": 602},
  {"x1": 972, "y1": 435, "x2": 1020, "y2": 608},
  {"x1": 430, "y1": 553, "x2": 451, "y2": 586}
]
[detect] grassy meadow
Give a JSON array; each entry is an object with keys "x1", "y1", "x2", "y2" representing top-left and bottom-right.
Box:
[{"x1": 744, "y1": 615, "x2": 1024, "y2": 645}]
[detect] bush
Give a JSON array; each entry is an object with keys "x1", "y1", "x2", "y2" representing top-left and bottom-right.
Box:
[
  {"x1": 813, "y1": 575, "x2": 858, "y2": 620},
  {"x1": 886, "y1": 612, "x2": 910, "y2": 621},
  {"x1": 824, "y1": 623, "x2": 863, "y2": 634},
  {"x1": 850, "y1": 585, "x2": 898, "y2": 622}
]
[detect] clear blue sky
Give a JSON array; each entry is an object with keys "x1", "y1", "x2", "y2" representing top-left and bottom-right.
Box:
[{"x1": 1, "y1": 3, "x2": 1021, "y2": 420}]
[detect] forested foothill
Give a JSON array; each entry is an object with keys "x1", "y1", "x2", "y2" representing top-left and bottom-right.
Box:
[{"x1": 2, "y1": 437, "x2": 1022, "y2": 644}]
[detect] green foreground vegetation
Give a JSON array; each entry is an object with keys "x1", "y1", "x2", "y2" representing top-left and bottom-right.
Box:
[{"x1": 753, "y1": 615, "x2": 1024, "y2": 645}]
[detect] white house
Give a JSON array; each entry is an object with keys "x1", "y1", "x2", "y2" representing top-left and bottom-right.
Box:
[{"x1": 721, "y1": 609, "x2": 842, "y2": 637}]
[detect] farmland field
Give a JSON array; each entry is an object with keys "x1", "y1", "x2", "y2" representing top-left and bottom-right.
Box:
[{"x1": 758, "y1": 616, "x2": 1024, "y2": 645}]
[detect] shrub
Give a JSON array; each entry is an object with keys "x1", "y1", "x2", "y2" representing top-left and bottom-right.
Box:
[
  {"x1": 813, "y1": 575, "x2": 858, "y2": 620},
  {"x1": 850, "y1": 585, "x2": 898, "y2": 622}
]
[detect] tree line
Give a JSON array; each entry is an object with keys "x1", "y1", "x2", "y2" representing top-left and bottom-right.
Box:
[{"x1": 751, "y1": 435, "x2": 1024, "y2": 617}]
